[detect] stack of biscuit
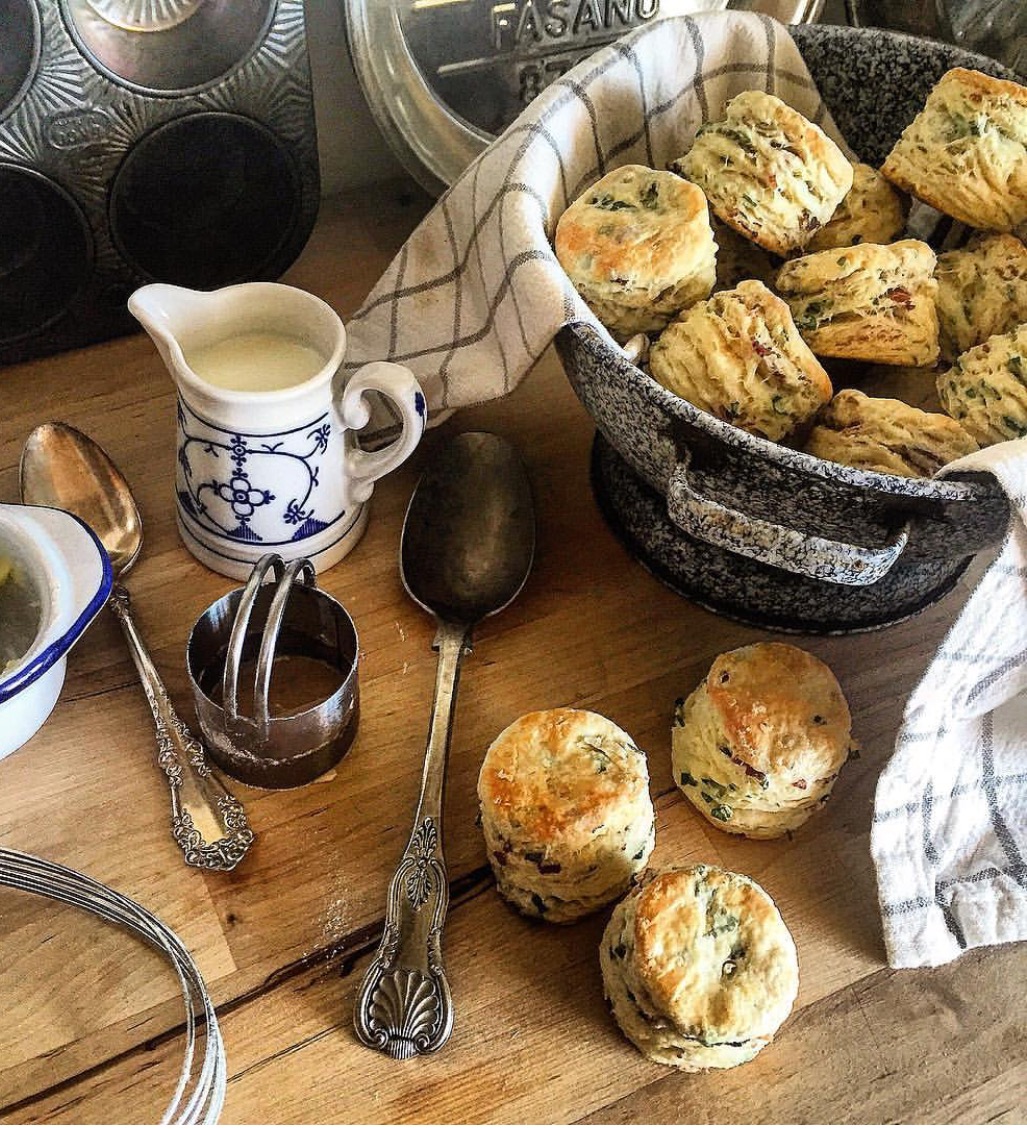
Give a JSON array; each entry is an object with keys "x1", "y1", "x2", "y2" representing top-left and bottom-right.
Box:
[
  {"x1": 600, "y1": 865, "x2": 799, "y2": 1071},
  {"x1": 672, "y1": 642, "x2": 854, "y2": 839},
  {"x1": 477, "y1": 708, "x2": 655, "y2": 923}
]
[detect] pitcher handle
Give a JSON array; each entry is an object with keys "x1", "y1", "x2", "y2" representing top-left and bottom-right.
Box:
[{"x1": 338, "y1": 361, "x2": 427, "y2": 506}]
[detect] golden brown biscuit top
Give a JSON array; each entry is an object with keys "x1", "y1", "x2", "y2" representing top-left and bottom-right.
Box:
[
  {"x1": 704, "y1": 642, "x2": 851, "y2": 775},
  {"x1": 555, "y1": 165, "x2": 710, "y2": 288},
  {"x1": 778, "y1": 239, "x2": 936, "y2": 294},
  {"x1": 631, "y1": 866, "x2": 798, "y2": 1039},
  {"x1": 478, "y1": 708, "x2": 649, "y2": 844},
  {"x1": 939, "y1": 67, "x2": 1027, "y2": 111},
  {"x1": 927, "y1": 68, "x2": 1027, "y2": 152},
  {"x1": 696, "y1": 89, "x2": 850, "y2": 181}
]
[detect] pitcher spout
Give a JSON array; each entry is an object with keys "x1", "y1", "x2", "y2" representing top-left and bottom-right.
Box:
[{"x1": 128, "y1": 283, "x2": 212, "y2": 375}]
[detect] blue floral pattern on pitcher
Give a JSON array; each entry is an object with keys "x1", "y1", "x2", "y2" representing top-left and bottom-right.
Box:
[{"x1": 176, "y1": 399, "x2": 343, "y2": 546}]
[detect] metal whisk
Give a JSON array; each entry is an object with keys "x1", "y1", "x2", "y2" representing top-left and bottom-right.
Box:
[{"x1": 0, "y1": 848, "x2": 226, "y2": 1124}]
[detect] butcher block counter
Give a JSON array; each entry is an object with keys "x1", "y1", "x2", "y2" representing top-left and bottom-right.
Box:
[{"x1": 1, "y1": 183, "x2": 1024, "y2": 1125}]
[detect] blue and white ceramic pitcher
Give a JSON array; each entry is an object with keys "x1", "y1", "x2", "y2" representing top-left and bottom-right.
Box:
[{"x1": 129, "y1": 282, "x2": 427, "y2": 580}]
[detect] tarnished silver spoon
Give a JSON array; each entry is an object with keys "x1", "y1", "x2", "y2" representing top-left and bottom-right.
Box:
[
  {"x1": 20, "y1": 422, "x2": 254, "y2": 871},
  {"x1": 354, "y1": 431, "x2": 535, "y2": 1059}
]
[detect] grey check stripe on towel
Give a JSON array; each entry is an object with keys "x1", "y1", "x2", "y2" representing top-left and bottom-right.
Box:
[
  {"x1": 872, "y1": 439, "x2": 1027, "y2": 968},
  {"x1": 343, "y1": 10, "x2": 835, "y2": 415}
]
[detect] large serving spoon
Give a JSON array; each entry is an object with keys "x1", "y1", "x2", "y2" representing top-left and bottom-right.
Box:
[
  {"x1": 20, "y1": 422, "x2": 254, "y2": 871},
  {"x1": 354, "y1": 431, "x2": 535, "y2": 1059}
]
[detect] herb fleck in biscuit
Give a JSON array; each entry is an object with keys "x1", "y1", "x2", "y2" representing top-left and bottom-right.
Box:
[
  {"x1": 672, "y1": 90, "x2": 853, "y2": 257},
  {"x1": 672, "y1": 643, "x2": 854, "y2": 839},
  {"x1": 554, "y1": 165, "x2": 716, "y2": 340},
  {"x1": 600, "y1": 865, "x2": 799, "y2": 1071},
  {"x1": 882, "y1": 67, "x2": 1027, "y2": 232},
  {"x1": 648, "y1": 280, "x2": 832, "y2": 442},
  {"x1": 477, "y1": 708, "x2": 655, "y2": 923},
  {"x1": 937, "y1": 323, "x2": 1027, "y2": 445},
  {"x1": 805, "y1": 388, "x2": 978, "y2": 477},
  {"x1": 935, "y1": 233, "x2": 1027, "y2": 362},
  {"x1": 807, "y1": 163, "x2": 908, "y2": 252},
  {"x1": 775, "y1": 239, "x2": 939, "y2": 366}
]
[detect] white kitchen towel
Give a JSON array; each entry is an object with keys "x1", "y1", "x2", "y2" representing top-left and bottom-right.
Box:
[
  {"x1": 872, "y1": 439, "x2": 1027, "y2": 968},
  {"x1": 343, "y1": 10, "x2": 841, "y2": 415}
]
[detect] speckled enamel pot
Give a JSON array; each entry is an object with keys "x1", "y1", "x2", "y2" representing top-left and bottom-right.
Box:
[{"x1": 557, "y1": 26, "x2": 1017, "y2": 634}]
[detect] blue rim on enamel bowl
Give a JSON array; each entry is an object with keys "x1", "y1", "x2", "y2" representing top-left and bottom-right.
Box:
[{"x1": 0, "y1": 512, "x2": 113, "y2": 705}]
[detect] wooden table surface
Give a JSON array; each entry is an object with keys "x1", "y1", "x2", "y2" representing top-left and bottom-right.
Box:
[{"x1": 1, "y1": 184, "x2": 1024, "y2": 1126}]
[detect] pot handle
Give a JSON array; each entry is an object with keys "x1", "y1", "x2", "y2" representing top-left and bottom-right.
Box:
[{"x1": 665, "y1": 460, "x2": 909, "y2": 587}]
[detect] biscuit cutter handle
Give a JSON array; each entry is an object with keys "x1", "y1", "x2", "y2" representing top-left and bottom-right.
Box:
[{"x1": 666, "y1": 460, "x2": 910, "y2": 586}]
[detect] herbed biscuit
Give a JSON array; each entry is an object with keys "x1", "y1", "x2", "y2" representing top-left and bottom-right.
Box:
[
  {"x1": 882, "y1": 67, "x2": 1027, "y2": 232},
  {"x1": 600, "y1": 865, "x2": 799, "y2": 1070},
  {"x1": 648, "y1": 280, "x2": 832, "y2": 442},
  {"x1": 775, "y1": 239, "x2": 939, "y2": 366},
  {"x1": 935, "y1": 233, "x2": 1027, "y2": 362},
  {"x1": 554, "y1": 165, "x2": 716, "y2": 340},
  {"x1": 807, "y1": 163, "x2": 909, "y2": 252},
  {"x1": 804, "y1": 388, "x2": 978, "y2": 478},
  {"x1": 671, "y1": 89, "x2": 853, "y2": 257},
  {"x1": 671, "y1": 643, "x2": 853, "y2": 839},
  {"x1": 478, "y1": 708, "x2": 655, "y2": 923},
  {"x1": 937, "y1": 323, "x2": 1027, "y2": 445}
]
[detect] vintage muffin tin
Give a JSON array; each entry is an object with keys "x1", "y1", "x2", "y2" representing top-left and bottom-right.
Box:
[{"x1": 0, "y1": 0, "x2": 319, "y2": 364}]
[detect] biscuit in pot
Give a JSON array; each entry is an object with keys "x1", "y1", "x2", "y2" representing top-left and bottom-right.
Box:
[
  {"x1": 807, "y1": 163, "x2": 908, "y2": 252},
  {"x1": 775, "y1": 239, "x2": 939, "y2": 367},
  {"x1": 648, "y1": 280, "x2": 832, "y2": 442},
  {"x1": 671, "y1": 643, "x2": 854, "y2": 839},
  {"x1": 600, "y1": 865, "x2": 799, "y2": 1071},
  {"x1": 804, "y1": 388, "x2": 978, "y2": 477},
  {"x1": 554, "y1": 165, "x2": 717, "y2": 340},
  {"x1": 882, "y1": 67, "x2": 1027, "y2": 233},
  {"x1": 477, "y1": 708, "x2": 655, "y2": 923},
  {"x1": 935, "y1": 233, "x2": 1027, "y2": 362},
  {"x1": 936, "y1": 323, "x2": 1027, "y2": 445},
  {"x1": 671, "y1": 89, "x2": 853, "y2": 257}
]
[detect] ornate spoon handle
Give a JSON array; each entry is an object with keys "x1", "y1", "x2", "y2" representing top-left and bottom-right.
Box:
[
  {"x1": 353, "y1": 620, "x2": 469, "y2": 1058},
  {"x1": 109, "y1": 584, "x2": 255, "y2": 871}
]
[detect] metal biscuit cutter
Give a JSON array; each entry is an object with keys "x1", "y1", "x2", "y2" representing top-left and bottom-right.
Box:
[{"x1": 187, "y1": 553, "x2": 360, "y2": 789}]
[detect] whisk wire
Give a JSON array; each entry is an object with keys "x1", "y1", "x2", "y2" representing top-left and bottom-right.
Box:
[{"x1": 0, "y1": 847, "x2": 226, "y2": 1125}]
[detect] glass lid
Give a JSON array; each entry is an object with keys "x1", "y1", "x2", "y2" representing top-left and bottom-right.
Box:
[{"x1": 343, "y1": 0, "x2": 749, "y2": 196}]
